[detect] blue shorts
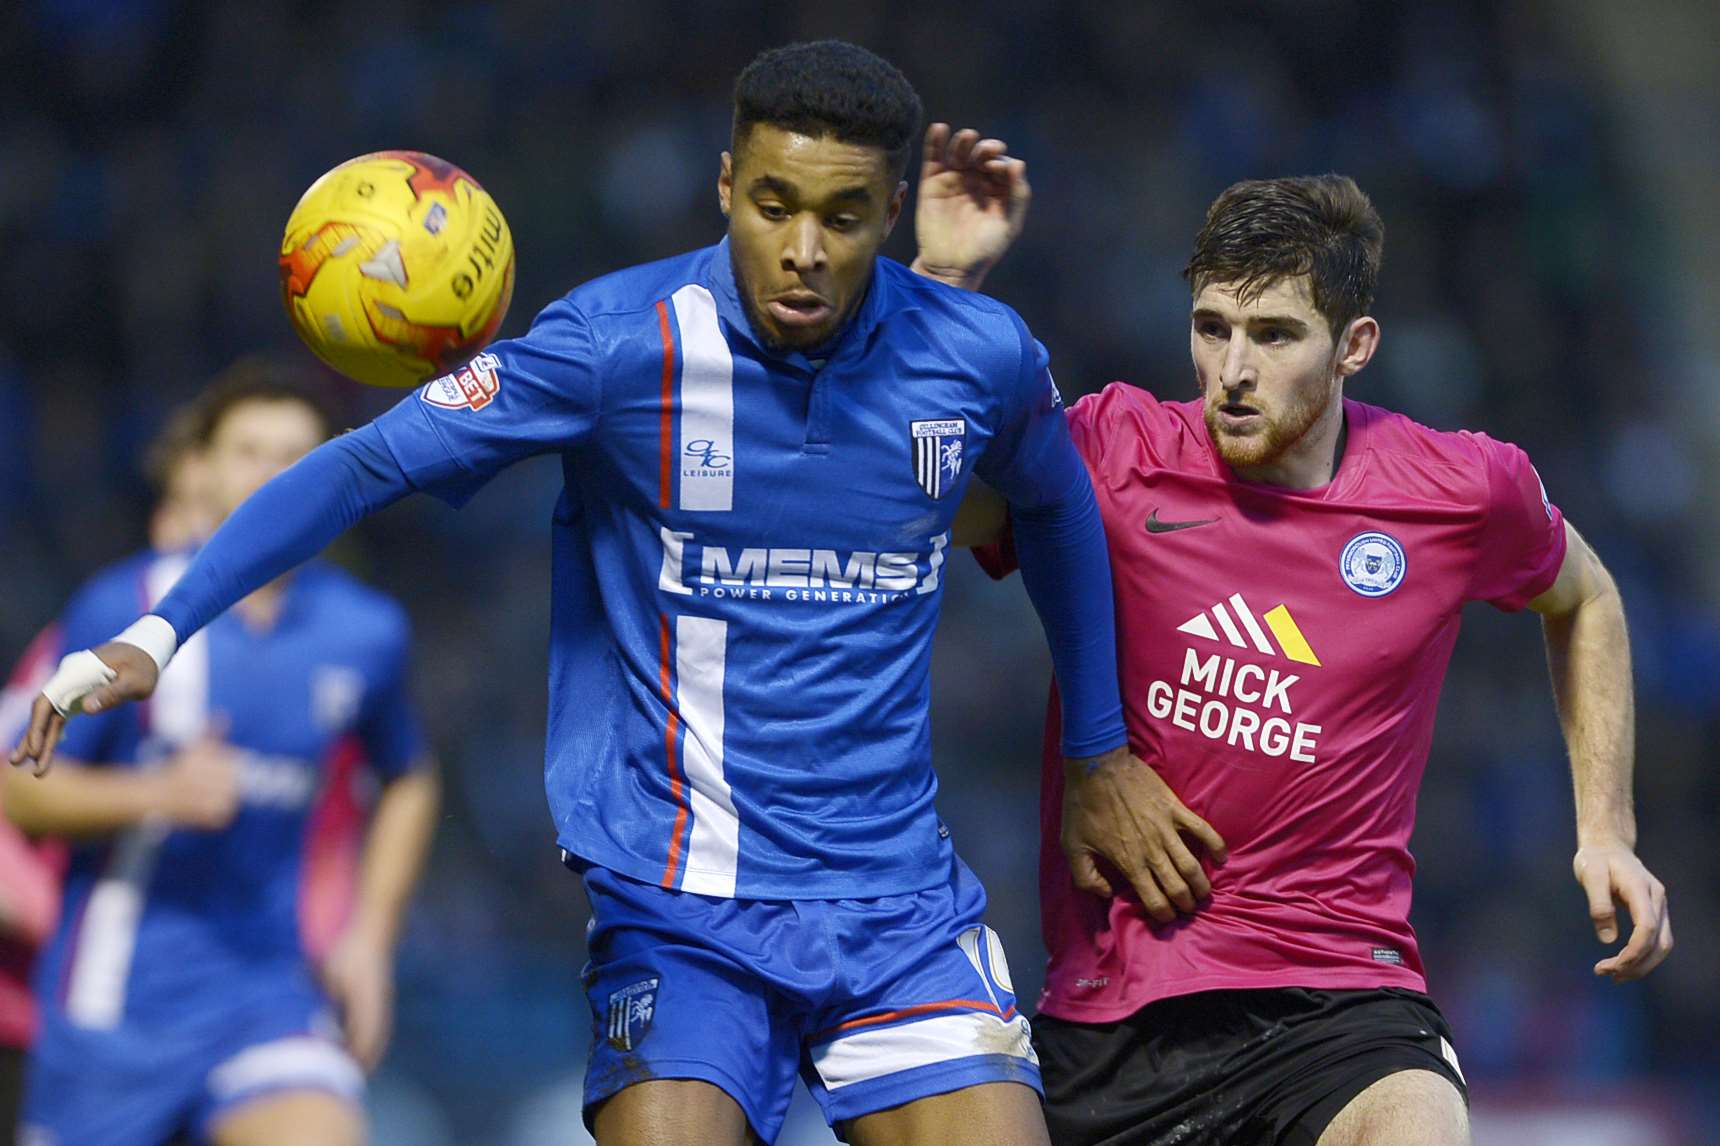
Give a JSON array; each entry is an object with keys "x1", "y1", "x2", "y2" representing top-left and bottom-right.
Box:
[
  {"x1": 578, "y1": 856, "x2": 1040, "y2": 1142},
  {"x1": 21, "y1": 984, "x2": 362, "y2": 1146}
]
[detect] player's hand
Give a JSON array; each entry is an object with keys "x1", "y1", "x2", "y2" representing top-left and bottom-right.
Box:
[
  {"x1": 156, "y1": 732, "x2": 243, "y2": 830},
  {"x1": 321, "y1": 925, "x2": 396, "y2": 1072},
  {"x1": 9, "y1": 641, "x2": 160, "y2": 776},
  {"x1": 911, "y1": 122, "x2": 1030, "y2": 292},
  {"x1": 1062, "y1": 748, "x2": 1227, "y2": 923},
  {"x1": 1574, "y1": 841, "x2": 1673, "y2": 982}
]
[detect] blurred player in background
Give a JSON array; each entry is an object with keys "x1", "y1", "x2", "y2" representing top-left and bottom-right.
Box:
[
  {"x1": 8, "y1": 40, "x2": 1173, "y2": 1146},
  {"x1": 139, "y1": 396, "x2": 389, "y2": 968},
  {"x1": 4, "y1": 363, "x2": 440, "y2": 1146},
  {"x1": 0, "y1": 399, "x2": 212, "y2": 1143},
  {"x1": 935, "y1": 159, "x2": 1671, "y2": 1143}
]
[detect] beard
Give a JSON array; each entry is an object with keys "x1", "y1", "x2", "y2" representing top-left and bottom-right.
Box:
[{"x1": 1202, "y1": 378, "x2": 1332, "y2": 472}]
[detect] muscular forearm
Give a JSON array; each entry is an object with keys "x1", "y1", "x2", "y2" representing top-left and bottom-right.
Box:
[
  {"x1": 1543, "y1": 578, "x2": 1635, "y2": 847},
  {"x1": 347, "y1": 766, "x2": 439, "y2": 949},
  {"x1": 153, "y1": 424, "x2": 414, "y2": 646},
  {"x1": 2, "y1": 761, "x2": 167, "y2": 839}
]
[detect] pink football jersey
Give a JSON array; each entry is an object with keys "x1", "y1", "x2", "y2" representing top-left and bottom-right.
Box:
[{"x1": 979, "y1": 383, "x2": 1566, "y2": 1022}]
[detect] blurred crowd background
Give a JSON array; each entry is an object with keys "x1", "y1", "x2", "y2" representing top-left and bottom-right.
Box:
[{"x1": 2, "y1": 1, "x2": 1715, "y2": 1142}]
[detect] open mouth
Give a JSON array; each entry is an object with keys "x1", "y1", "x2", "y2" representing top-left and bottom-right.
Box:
[
  {"x1": 1215, "y1": 401, "x2": 1263, "y2": 431},
  {"x1": 766, "y1": 293, "x2": 833, "y2": 328}
]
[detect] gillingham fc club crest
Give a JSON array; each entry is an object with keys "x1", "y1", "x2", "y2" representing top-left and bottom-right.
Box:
[
  {"x1": 606, "y1": 977, "x2": 659, "y2": 1051},
  {"x1": 1339, "y1": 531, "x2": 1407, "y2": 598},
  {"x1": 910, "y1": 418, "x2": 966, "y2": 499}
]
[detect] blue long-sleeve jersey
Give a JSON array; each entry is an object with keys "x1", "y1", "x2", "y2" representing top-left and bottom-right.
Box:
[{"x1": 157, "y1": 240, "x2": 1123, "y2": 898}]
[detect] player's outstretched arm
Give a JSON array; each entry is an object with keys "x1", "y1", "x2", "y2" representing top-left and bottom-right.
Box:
[
  {"x1": 1530, "y1": 520, "x2": 1671, "y2": 982},
  {"x1": 9, "y1": 424, "x2": 415, "y2": 776},
  {"x1": 911, "y1": 122, "x2": 1030, "y2": 292}
]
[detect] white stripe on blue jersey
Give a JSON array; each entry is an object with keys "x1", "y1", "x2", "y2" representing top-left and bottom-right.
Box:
[{"x1": 674, "y1": 614, "x2": 737, "y2": 896}]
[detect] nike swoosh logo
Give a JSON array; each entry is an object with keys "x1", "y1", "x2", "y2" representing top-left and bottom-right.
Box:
[{"x1": 1146, "y1": 509, "x2": 1219, "y2": 534}]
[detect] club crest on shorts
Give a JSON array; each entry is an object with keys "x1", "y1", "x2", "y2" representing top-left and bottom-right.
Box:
[
  {"x1": 910, "y1": 418, "x2": 966, "y2": 499},
  {"x1": 1339, "y1": 531, "x2": 1407, "y2": 598},
  {"x1": 606, "y1": 977, "x2": 659, "y2": 1051}
]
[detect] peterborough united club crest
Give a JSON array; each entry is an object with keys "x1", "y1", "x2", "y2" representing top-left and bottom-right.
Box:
[
  {"x1": 910, "y1": 418, "x2": 966, "y2": 499},
  {"x1": 606, "y1": 977, "x2": 659, "y2": 1052},
  {"x1": 1339, "y1": 531, "x2": 1407, "y2": 598}
]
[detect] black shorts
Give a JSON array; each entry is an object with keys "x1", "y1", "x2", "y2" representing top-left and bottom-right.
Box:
[
  {"x1": 1, "y1": 1045, "x2": 23, "y2": 1146},
  {"x1": 1033, "y1": 987, "x2": 1468, "y2": 1146}
]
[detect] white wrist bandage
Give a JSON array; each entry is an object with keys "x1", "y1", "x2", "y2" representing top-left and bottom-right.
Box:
[
  {"x1": 40, "y1": 652, "x2": 117, "y2": 718},
  {"x1": 114, "y1": 615, "x2": 179, "y2": 674},
  {"x1": 37, "y1": 615, "x2": 179, "y2": 719}
]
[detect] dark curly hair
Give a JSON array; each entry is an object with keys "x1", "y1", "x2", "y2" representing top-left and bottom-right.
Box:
[
  {"x1": 732, "y1": 41, "x2": 923, "y2": 179},
  {"x1": 1184, "y1": 175, "x2": 1385, "y2": 339}
]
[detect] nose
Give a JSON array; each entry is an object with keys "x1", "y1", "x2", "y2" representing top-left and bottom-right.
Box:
[
  {"x1": 781, "y1": 215, "x2": 826, "y2": 275},
  {"x1": 1219, "y1": 329, "x2": 1256, "y2": 393}
]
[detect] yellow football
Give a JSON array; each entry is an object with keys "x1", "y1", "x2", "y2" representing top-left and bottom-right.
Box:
[{"x1": 278, "y1": 150, "x2": 514, "y2": 388}]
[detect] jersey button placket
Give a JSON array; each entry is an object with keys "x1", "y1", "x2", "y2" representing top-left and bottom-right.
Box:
[{"x1": 802, "y1": 366, "x2": 833, "y2": 455}]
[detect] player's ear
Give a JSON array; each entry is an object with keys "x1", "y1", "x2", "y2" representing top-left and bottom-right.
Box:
[
  {"x1": 718, "y1": 151, "x2": 735, "y2": 218},
  {"x1": 882, "y1": 179, "x2": 908, "y2": 238},
  {"x1": 1335, "y1": 315, "x2": 1380, "y2": 379}
]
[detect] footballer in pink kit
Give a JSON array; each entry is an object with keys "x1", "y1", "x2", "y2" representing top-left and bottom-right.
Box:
[
  {"x1": 955, "y1": 174, "x2": 1672, "y2": 1145},
  {"x1": 983, "y1": 388, "x2": 1568, "y2": 1015}
]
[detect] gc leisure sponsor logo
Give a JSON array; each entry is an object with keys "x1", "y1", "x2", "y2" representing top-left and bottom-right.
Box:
[
  {"x1": 658, "y1": 528, "x2": 949, "y2": 608},
  {"x1": 421, "y1": 352, "x2": 501, "y2": 412},
  {"x1": 1339, "y1": 531, "x2": 1406, "y2": 598},
  {"x1": 1151, "y1": 592, "x2": 1322, "y2": 763},
  {"x1": 682, "y1": 437, "x2": 731, "y2": 481}
]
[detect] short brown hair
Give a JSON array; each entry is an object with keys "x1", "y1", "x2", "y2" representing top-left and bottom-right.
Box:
[
  {"x1": 183, "y1": 357, "x2": 339, "y2": 449},
  {"x1": 1183, "y1": 174, "x2": 1384, "y2": 339}
]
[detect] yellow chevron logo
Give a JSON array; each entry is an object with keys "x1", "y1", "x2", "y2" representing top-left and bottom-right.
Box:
[{"x1": 1175, "y1": 593, "x2": 1321, "y2": 666}]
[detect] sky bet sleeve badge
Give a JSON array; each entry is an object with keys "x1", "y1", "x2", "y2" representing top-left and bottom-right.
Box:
[{"x1": 910, "y1": 418, "x2": 966, "y2": 499}]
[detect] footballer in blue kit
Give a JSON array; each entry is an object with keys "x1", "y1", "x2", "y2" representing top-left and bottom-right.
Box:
[
  {"x1": 14, "y1": 42, "x2": 1151, "y2": 1145},
  {"x1": 6, "y1": 372, "x2": 439, "y2": 1146}
]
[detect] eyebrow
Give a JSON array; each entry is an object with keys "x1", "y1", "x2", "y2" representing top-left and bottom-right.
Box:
[
  {"x1": 746, "y1": 175, "x2": 874, "y2": 205},
  {"x1": 1191, "y1": 308, "x2": 1311, "y2": 334}
]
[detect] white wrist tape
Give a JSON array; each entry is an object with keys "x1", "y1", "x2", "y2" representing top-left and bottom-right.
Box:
[
  {"x1": 113, "y1": 615, "x2": 179, "y2": 675},
  {"x1": 37, "y1": 616, "x2": 179, "y2": 719},
  {"x1": 40, "y1": 651, "x2": 117, "y2": 718}
]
